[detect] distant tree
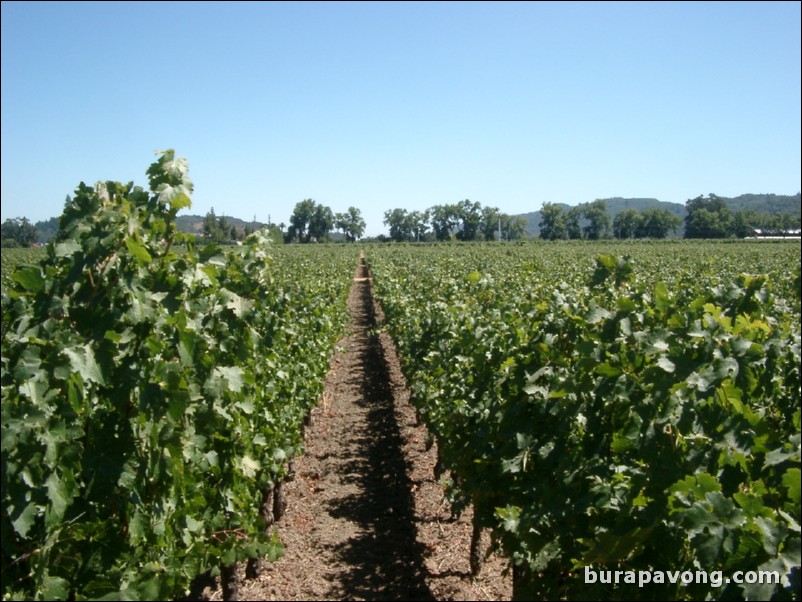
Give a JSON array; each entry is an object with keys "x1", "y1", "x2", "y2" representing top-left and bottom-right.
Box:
[
  {"x1": 582, "y1": 199, "x2": 609, "y2": 240},
  {"x1": 286, "y1": 199, "x2": 314, "y2": 242},
  {"x1": 334, "y1": 213, "x2": 345, "y2": 238},
  {"x1": 732, "y1": 210, "x2": 756, "y2": 238},
  {"x1": 286, "y1": 199, "x2": 333, "y2": 242},
  {"x1": 539, "y1": 202, "x2": 567, "y2": 240},
  {"x1": 684, "y1": 194, "x2": 733, "y2": 238},
  {"x1": 34, "y1": 217, "x2": 60, "y2": 243},
  {"x1": 730, "y1": 208, "x2": 800, "y2": 237},
  {"x1": 687, "y1": 208, "x2": 722, "y2": 238},
  {"x1": 1, "y1": 217, "x2": 38, "y2": 247},
  {"x1": 430, "y1": 204, "x2": 459, "y2": 241},
  {"x1": 636, "y1": 208, "x2": 682, "y2": 238},
  {"x1": 565, "y1": 207, "x2": 582, "y2": 239},
  {"x1": 335, "y1": 206, "x2": 366, "y2": 242},
  {"x1": 202, "y1": 208, "x2": 215, "y2": 238},
  {"x1": 777, "y1": 212, "x2": 801, "y2": 231},
  {"x1": 613, "y1": 209, "x2": 640, "y2": 239},
  {"x1": 501, "y1": 214, "x2": 528, "y2": 241},
  {"x1": 349, "y1": 207, "x2": 366, "y2": 241},
  {"x1": 408, "y1": 210, "x2": 430, "y2": 242},
  {"x1": 481, "y1": 206, "x2": 502, "y2": 241},
  {"x1": 203, "y1": 207, "x2": 229, "y2": 243},
  {"x1": 201, "y1": 211, "x2": 234, "y2": 243},
  {"x1": 455, "y1": 199, "x2": 483, "y2": 241},
  {"x1": 384, "y1": 208, "x2": 412, "y2": 242},
  {"x1": 309, "y1": 203, "x2": 334, "y2": 242}
]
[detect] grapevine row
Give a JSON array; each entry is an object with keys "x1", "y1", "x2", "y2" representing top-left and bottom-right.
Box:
[
  {"x1": 1, "y1": 152, "x2": 353, "y2": 600},
  {"x1": 1, "y1": 248, "x2": 47, "y2": 292},
  {"x1": 369, "y1": 242, "x2": 800, "y2": 601}
]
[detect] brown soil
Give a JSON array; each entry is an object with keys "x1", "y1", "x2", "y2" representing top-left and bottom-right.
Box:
[{"x1": 197, "y1": 256, "x2": 512, "y2": 601}]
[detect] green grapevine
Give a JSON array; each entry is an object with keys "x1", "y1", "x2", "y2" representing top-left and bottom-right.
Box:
[
  {"x1": 370, "y1": 242, "x2": 800, "y2": 601},
  {"x1": 1, "y1": 152, "x2": 352, "y2": 600}
]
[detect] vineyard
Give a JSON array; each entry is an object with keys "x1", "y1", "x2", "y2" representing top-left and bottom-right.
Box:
[
  {"x1": 1, "y1": 151, "x2": 800, "y2": 601},
  {"x1": 368, "y1": 241, "x2": 801, "y2": 600},
  {"x1": 1, "y1": 247, "x2": 47, "y2": 289},
  {"x1": 1, "y1": 153, "x2": 354, "y2": 600}
]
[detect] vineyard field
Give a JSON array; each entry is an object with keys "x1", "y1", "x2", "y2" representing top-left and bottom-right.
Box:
[
  {"x1": 1, "y1": 153, "x2": 357, "y2": 601},
  {"x1": 2, "y1": 151, "x2": 799, "y2": 602},
  {"x1": 368, "y1": 240, "x2": 800, "y2": 600},
  {"x1": 1, "y1": 247, "x2": 47, "y2": 290}
]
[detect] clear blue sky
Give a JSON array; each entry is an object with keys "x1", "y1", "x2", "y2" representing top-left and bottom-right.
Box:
[{"x1": 2, "y1": 1, "x2": 800, "y2": 237}]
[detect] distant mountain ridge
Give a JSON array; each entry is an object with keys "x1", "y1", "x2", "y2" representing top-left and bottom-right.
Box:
[{"x1": 518, "y1": 193, "x2": 800, "y2": 238}]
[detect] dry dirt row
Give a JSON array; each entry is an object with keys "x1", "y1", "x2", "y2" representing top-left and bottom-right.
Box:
[{"x1": 199, "y1": 256, "x2": 512, "y2": 601}]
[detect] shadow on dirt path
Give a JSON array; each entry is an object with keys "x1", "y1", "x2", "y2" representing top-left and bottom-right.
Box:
[
  {"x1": 196, "y1": 254, "x2": 511, "y2": 601},
  {"x1": 321, "y1": 260, "x2": 434, "y2": 600}
]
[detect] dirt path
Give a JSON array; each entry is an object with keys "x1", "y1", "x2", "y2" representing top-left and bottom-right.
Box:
[{"x1": 201, "y1": 255, "x2": 512, "y2": 601}]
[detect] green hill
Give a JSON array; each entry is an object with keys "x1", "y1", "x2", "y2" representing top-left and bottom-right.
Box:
[{"x1": 721, "y1": 193, "x2": 801, "y2": 215}]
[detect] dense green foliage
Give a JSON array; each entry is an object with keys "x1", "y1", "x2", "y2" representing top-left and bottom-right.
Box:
[
  {"x1": 334, "y1": 206, "x2": 367, "y2": 242},
  {"x1": 201, "y1": 207, "x2": 238, "y2": 243},
  {"x1": 542, "y1": 200, "x2": 682, "y2": 240},
  {"x1": 285, "y1": 199, "x2": 336, "y2": 243},
  {"x1": 383, "y1": 201, "x2": 528, "y2": 242},
  {"x1": 1, "y1": 247, "x2": 47, "y2": 290},
  {"x1": 3, "y1": 158, "x2": 799, "y2": 602},
  {"x1": 725, "y1": 194, "x2": 802, "y2": 216},
  {"x1": 283, "y1": 199, "x2": 367, "y2": 243},
  {"x1": 1, "y1": 217, "x2": 39, "y2": 248},
  {"x1": 369, "y1": 241, "x2": 801, "y2": 600},
  {"x1": 522, "y1": 195, "x2": 800, "y2": 239},
  {"x1": 1, "y1": 152, "x2": 354, "y2": 600},
  {"x1": 685, "y1": 194, "x2": 801, "y2": 239}
]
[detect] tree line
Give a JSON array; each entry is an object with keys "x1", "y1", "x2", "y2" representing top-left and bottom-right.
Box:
[
  {"x1": 0, "y1": 217, "x2": 39, "y2": 248},
  {"x1": 203, "y1": 200, "x2": 366, "y2": 244},
  {"x1": 3, "y1": 193, "x2": 799, "y2": 247},
  {"x1": 539, "y1": 199, "x2": 683, "y2": 240},
  {"x1": 684, "y1": 194, "x2": 800, "y2": 238},
  {"x1": 538, "y1": 195, "x2": 800, "y2": 240},
  {"x1": 199, "y1": 207, "x2": 283, "y2": 245},
  {"x1": 284, "y1": 199, "x2": 365, "y2": 243},
  {"x1": 383, "y1": 200, "x2": 528, "y2": 242}
]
